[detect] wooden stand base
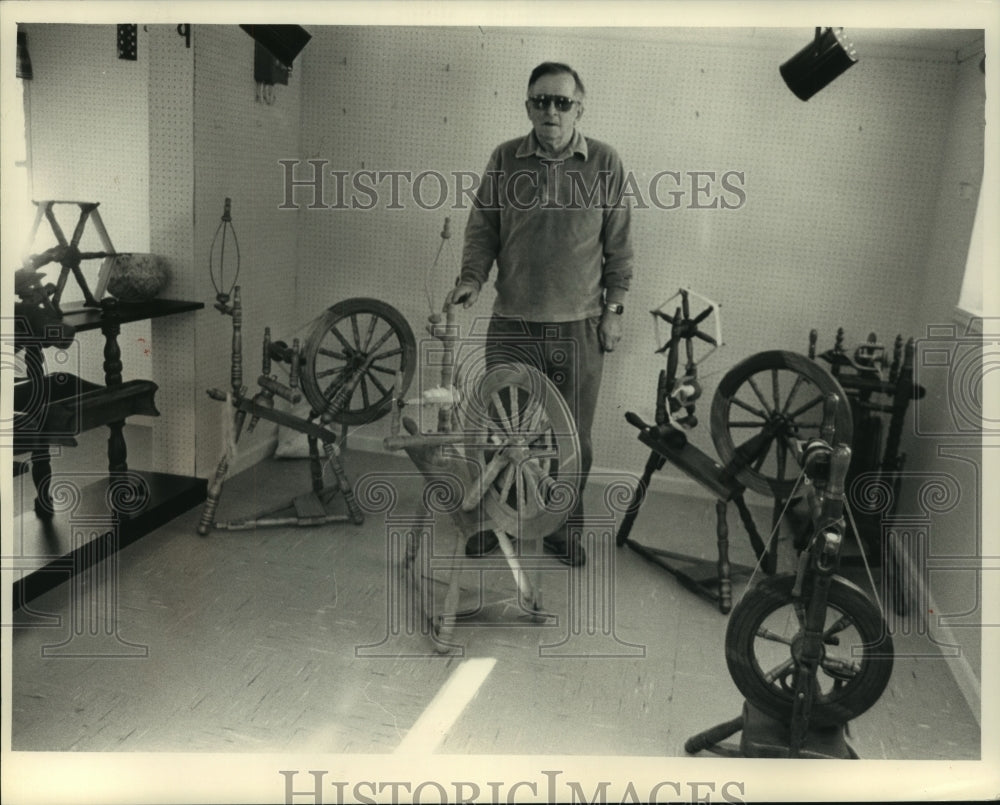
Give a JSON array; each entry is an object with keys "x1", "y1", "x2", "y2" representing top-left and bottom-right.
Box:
[
  {"x1": 10, "y1": 470, "x2": 207, "y2": 608},
  {"x1": 684, "y1": 701, "x2": 857, "y2": 759}
]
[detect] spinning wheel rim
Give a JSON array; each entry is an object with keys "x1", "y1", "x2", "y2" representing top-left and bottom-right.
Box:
[
  {"x1": 461, "y1": 362, "x2": 581, "y2": 540},
  {"x1": 300, "y1": 298, "x2": 416, "y2": 425},
  {"x1": 710, "y1": 350, "x2": 853, "y2": 497},
  {"x1": 725, "y1": 573, "x2": 893, "y2": 727}
]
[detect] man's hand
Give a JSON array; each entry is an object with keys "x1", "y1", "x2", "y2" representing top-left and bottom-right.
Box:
[
  {"x1": 446, "y1": 281, "x2": 480, "y2": 309},
  {"x1": 599, "y1": 311, "x2": 623, "y2": 352}
]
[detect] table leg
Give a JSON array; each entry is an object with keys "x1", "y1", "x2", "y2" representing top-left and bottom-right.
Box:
[{"x1": 101, "y1": 318, "x2": 128, "y2": 472}]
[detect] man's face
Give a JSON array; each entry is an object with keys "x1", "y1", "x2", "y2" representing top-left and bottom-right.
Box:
[{"x1": 525, "y1": 71, "x2": 584, "y2": 155}]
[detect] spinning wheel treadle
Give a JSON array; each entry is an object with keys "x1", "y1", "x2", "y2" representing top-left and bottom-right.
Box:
[
  {"x1": 300, "y1": 297, "x2": 416, "y2": 424},
  {"x1": 461, "y1": 362, "x2": 581, "y2": 540},
  {"x1": 724, "y1": 573, "x2": 894, "y2": 727},
  {"x1": 710, "y1": 350, "x2": 853, "y2": 498}
]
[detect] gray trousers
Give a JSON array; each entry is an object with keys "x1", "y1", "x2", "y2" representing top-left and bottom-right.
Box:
[{"x1": 485, "y1": 314, "x2": 604, "y2": 531}]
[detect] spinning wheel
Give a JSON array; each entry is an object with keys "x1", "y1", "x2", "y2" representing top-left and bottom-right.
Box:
[
  {"x1": 199, "y1": 290, "x2": 415, "y2": 533},
  {"x1": 461, "y1": 362, "x2": 581, "y2": 540},
  {"x1": 386, "y1": 298, "x2": 580, "y2": 650},
  {"x1": 710, "y1": 351, "x2": 853, "y2": 498},
  {"x1": 300, "y1": 297, "x2": 416, "y2": 424},
  {"x1": 725, "y1": 573, "x2": 894, "y2": 727},
  {"x1": 394, "y1": 361, "x2": 577, "y2": 651}
]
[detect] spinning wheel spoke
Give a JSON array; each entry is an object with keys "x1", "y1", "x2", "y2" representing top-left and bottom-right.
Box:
[
  {"x1": 774, "y1": 438, "x2": 788, "y2": 481},
  {"x1": 363, "y1": 367, "x2": 390, "y2": 396},
  {"x1": 359, "y1": 375, "x2": 371, "y2": 409},
  {"x1": 820, "y1": 656, "x2": 862, "y2": 681},
  {"x1": 349, "y1": 313, "x2": 363, "y2": 353},
  {"x1": 711, "y1": 351, "x2": 853, "y2": 497},
  {"x1": 327, "y1": 325, "x2": 355, "y2": 355},
  {"x1": 301, "y1": 298, "x2": 416, "y2": 425},
  {"x1": 823, "y1": 614, "x2": 855, "y2": 641},
  {"x1": 756, "y1": 626, "x2": 795, "y2": 646},
  {"x1": 746, "y1": 376, "x2": 773, "y2": 414},
  {"x1": 771, "y1": 367, "x2": 782, "y2": 411},
  {"x1": 498, "y1": 462, "x2": 515, "y2": 507},
  {"x1": 371, "y1": 345, "x2": 405, "y2": 363},
  {"x1": 785, "y1": 393, "x2": 825, "y2": 421},
  {"x1": 515, "y1": 462, "x2": 529, "y2": 517},
  {"x1": 491, "y1": 390, "x2": 515, "y2": 435},
  {"x1": 730, "y1": 396, "x2": 769, "y2": 420},
  {"x1": 762, "y1": 657, "x2": 796, "y2": 683},
  {"x1": 781, "y1": 373, "x2": 807, "y2": 415},
  {"x1": 360, "y1": 312, "x2": 380, "y2": 353}
]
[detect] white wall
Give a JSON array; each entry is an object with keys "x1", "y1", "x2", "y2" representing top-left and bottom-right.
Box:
[
  {"x1": 21, "y1": 24, "x2": 152, "y2": 384},
  {"x1": 294, "y1": 26, "x2": 971, "y2": 478}
]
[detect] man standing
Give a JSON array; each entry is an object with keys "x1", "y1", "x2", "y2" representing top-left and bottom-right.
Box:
[{"x1": 449, "y1": 62, "x2": 634, "y2": 566}]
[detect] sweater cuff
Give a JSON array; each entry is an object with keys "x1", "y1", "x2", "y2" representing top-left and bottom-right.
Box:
[{"x1": 604, "y1": 288, "x2": 628, "y2": 306}]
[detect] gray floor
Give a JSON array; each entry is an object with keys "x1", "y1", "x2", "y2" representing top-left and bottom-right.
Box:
[{"x1": 8, "y1": 426, "x2": 981, "y2": 760}]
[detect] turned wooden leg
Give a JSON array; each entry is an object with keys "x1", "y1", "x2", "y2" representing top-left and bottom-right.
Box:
[
  {"x1": 30, "y1": 448, "x2": 55, "y2": 518},
  {"x1": 197, "y1": 453, "x2": 230, "y2": 536},
  {"x1": 715, "y1": 499, "x2": 733, "y2": 614},
  {"x1": 322, "y1": 441, "x2": 364, "y2": 525},
  {"x1": 308, "y1": 435, "x2": 323, "y2": 492},
  {"x1": 616, "y1": 451, "x2": 664, "y2": 546},
  {"x1": 102, "y1": 317, "x2": 128, "y2": 473}
]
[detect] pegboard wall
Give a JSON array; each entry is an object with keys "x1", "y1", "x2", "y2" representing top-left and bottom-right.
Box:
[
  {"x1": 190, "y1": 25, "x2": 306, "y2": 477},
  {"x1": 293, "y1": 26, "x2": 976, "y2": 480},
  {"x1": 22, "y1": 24, "x2": 153, "y2": 388},
  {"x1": 11, "y1": 24, "x2": 982, "y2": 492},
  {"x1": 148, "y1": 23, "x2": 197, "y2": 476}
]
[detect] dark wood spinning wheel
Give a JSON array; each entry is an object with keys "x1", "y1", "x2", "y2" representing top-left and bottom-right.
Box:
[
  {"x1": 710, "y1": 350, "x2": 853, "y2": 498},
  {"x1": 460, "y1": 362, "x2": 582, "y2": 541},
  {"x1": 300, "y1": 297, "x2": 416, "y2": 424},
  {"x1": 725, "y1": 573, "x2": 894, "y2": 727}
]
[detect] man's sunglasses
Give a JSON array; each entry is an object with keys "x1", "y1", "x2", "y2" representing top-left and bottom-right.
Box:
[{"x1": 526, "y1": 95, "x2": 579, "y2": 112}]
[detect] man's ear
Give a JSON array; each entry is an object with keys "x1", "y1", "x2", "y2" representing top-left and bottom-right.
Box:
[{"x1": 575, "y1": 103, "x2": 585, "y2": 122}]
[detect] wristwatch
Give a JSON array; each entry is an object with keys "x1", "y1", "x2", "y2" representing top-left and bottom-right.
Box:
[{"x1": 605, "y1": 302, "x2": 624, "y2": 315}]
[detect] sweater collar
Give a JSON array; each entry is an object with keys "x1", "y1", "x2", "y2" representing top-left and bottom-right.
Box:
[{"x1": 516, "y1": 129, "x2": 588, "y2": 161}]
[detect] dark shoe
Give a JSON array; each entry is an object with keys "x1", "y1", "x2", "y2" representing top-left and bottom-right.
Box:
[
  {"x1": 465, "y1": 530, "x2": 500, "y2": 557},
  {"x1": 543, "y1": 532, "x2": 586, "y2": 566}
]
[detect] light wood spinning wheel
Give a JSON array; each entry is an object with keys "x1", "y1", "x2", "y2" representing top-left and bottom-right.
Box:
[
  {"x1": 300, "y1": 297, "x2": 416, "y2": 424},
  {"x1": 385, "y1": 303, "x2": 581, "y2": 650},
  {"x1": 459, "y1": 361, "x2": 581, "y2": 541},
  {"x1": 710, "y1": 350, "x2": 853, "y2": 498}
]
